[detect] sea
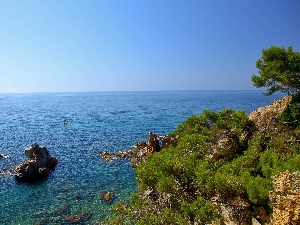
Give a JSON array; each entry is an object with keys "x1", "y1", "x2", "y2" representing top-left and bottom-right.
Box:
[{"x1": 0, "y1": 90, "x2": 284, "y2": 224}]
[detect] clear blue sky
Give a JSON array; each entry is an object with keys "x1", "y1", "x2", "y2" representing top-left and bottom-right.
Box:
[{"x1": 0, "y1": 0, "x2": 299, "y2": 93}]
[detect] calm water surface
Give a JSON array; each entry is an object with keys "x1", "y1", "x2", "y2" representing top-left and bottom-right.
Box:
[{"x1": 0, "y1": 91, "x2": 284, "y2": 224}]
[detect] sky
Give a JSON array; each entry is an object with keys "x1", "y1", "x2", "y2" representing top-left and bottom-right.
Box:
[{"x1": 0, "y1": 0, "x2": 299, "y2": 93}]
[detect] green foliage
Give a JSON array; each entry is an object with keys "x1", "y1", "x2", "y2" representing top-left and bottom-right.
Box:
[
  {"x1": 280, "y1": 93, "x2": 300, "y2": 127},
  {"x1": 260, "y1": 150, "x2": 282, "y2": 179},
  {"x1": 252, "y1": 46, "x2": 300, "y2": 95},
  {"x1": 181, "y1": 196, "x2": 221, "y2": 224},
  {"x1": 103, "y1": 46, "x2": 300, "y2": 224},
  {"x1": 105, "y1": 103, "x2": 300, "y2": 224},
  {"x1": 241, "y1": 172, "x2": 271, "y2": 206}
]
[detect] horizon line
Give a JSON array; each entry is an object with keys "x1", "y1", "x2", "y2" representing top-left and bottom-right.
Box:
[{"x1": 0, "y1": 89, "x2": 264, "y2": 95}]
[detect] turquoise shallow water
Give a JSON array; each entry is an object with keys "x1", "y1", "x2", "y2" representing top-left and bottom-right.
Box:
[{"x1": 0, "y1": 91, "x2": 284, "y2": 224}]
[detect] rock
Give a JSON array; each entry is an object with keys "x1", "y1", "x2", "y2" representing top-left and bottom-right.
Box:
[
  {"x1": 99, "y1": 191, "x2": 116, "y2": 203},
  {"x1": 128, "y1": 132, "x2": 176, "y2": 167},
  {"x1": 62, "y1": 211, "x2": 91, "y2": 224},
  {"x1": 269, "y1": 171, "x2": 300, "y2": 225},
  {"x1": 52, "y1": 202, "x2": 71, "y2": 216},
  {"x1": 147, "y1": 132, "x2": 160, "y2": 152},
  {"x1": 14, "y1": 143, "x2": 58, "y2": 182},
  {"x1": 115, "y1": 150, "x2": 134, "y2": 158},
  {"x1": 34, "y1": 218, "x2": 49, "y2": 225},
  {"x1": 115, "y1": 151, "x2": 126, "y2": 158},
  {"x1": 24, "y1": 143, "x2": 51, "y2": 160},
  {"x1": 249, "y1": 95, "x2": 292, "y2": 131},
  {"x1": 206, "y1": 129, "x2": 240, "y2": 161},
  {"x1": 252, "y1": 217, "x2": 261, "y2": 225},
  {"x1": 47, "y1": 157, "x2": 58, "y2": 170},
  {"x1": 160, "y1": 135, "x2": 171, "y2": 148},
  {"x1": 113, "y1": 132, "x2": 176, "y2": 167},
  {"x1": 30, "y1": 210, "x2": 49, "y2": 219},
  {"x1": 99, "y1": 151, "x2": 113, "y2": 160},
  {"x1": 74, "y1": 192, "x2": 84, "y2": 201}
]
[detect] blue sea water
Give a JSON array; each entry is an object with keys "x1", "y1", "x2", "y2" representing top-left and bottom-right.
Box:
[{"x1": 0, "y1": 90, "x2": 284, "y2": 224}]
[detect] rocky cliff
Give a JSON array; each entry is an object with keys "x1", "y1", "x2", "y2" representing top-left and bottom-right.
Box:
[{"x1": 270, "y1": 171, "x2": 300, "y2": 225}]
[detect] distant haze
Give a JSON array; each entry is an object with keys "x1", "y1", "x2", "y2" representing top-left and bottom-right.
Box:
[{"x1": 0, "y1": 0, "x2": 299, "y2": 93}]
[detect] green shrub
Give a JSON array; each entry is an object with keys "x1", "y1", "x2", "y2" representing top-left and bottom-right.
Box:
[{"x1": 105, "y1": 105, "x2": 300, "y2": 224}]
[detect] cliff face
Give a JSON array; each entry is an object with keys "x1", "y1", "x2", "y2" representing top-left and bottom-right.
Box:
[
  {"x1": 249, "y1": 96, "x2": 300, "y2": 224},
  {"x1": 248, "y1": 95, "x2": 292, "y2": 131},
  {"x1": 269, "y1": 171, "x2": 300, "y2": 225}
]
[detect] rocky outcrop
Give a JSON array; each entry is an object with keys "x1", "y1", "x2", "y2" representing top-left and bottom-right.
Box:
[
  {"x1": 207, "y1": 129, "x2": 240, "y2": 161},
  {"x1": 99, "y1": 132, "x2": 175, "y2": 167},
  {"x1": 99, "y1": 150, "x2": 113, "y2": 160},
  {"x1": 129, "y1": 132, "x2": 175, "y2": 167},
  {"x1": 248, "y1": 95, "x2": 292, "y2": 131},
  {"x1": 14, "y1": 143, "x2": 58, "y2": 182},
  {"x1": 269, "y1": 171, "x2": 300, "y2": 225}
]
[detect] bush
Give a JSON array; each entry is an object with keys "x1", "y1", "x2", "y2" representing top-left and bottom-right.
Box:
[{"x1": 105, "y1": 104, "x2": 300, "y2": 224}]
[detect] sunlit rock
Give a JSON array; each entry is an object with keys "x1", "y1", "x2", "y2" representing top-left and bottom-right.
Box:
[
  {"x1": 99, "y1": 150, "x2": 113, "y2": 160},
  {"x1": 270, "y1": 171, "x2": 300, "y2": 225},
  {"x1": 99, "y1": 191, "x2": 116, "y2": 203},
  {"x1": 14, "y1": 143, "x2": 58, "y2": 182}
]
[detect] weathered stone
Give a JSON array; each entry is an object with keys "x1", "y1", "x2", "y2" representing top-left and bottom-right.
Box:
[
  {"x1": 99, "y1": 191, "x2": 116, "y2": 203},
  {"x1": 99, "y1": 151, "x2": 113, "y2": 160},
  {"x1": 269, "y1": 171, "x2": 300, "y2": 225},
  {"x1": 52, "y1": 202, "x2": 71, "y2": 216},
  {"x1": 115, "y1": 150, "x2": 134, "y2": 158},
  {"x1": 14, "y1": 143, "x2": 58, "y2": 182},
  {"x1": 252, "y1": 217, "x2": 261, "y2": 225},
  {"x1": 47, "y1": 157, "x2": 58, "y2": 170},
  {"x1": 34, "y1": 218, "x2": 49, "y2": 225},
  {"x1": 113, "y1": 132, "x2": 176, "y2": 167},
  {"x1": 206, "y1": 129, "x2": 239, "y2": 161},
  {"x1": 249, "y1": 95, "x2": 293, "y2": 131},
  {"x1": 62, "y1": 211, "x2": 91, "y2": 224}
]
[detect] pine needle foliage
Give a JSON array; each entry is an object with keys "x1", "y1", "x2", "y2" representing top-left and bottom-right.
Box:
[{"x1": 103, "y1": 96, "x2": 300, "y2": 224}]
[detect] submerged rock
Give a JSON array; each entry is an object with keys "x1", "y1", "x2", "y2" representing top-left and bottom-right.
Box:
[
  {"x1": 14, "y1": 143, "x2": 58, "y2": 182},
  {"x1": 52, "y1": 202, "x2": 71, "y2": 217},
  {"x1": 63, "y1": 211, "x2": 91, "y2": 224},
  {"x1": 99, "y1": 191, "x2": 116, "y2": 203},
  {"x1": 34, "y1": 218, "x2": 49, "y2": 225}
]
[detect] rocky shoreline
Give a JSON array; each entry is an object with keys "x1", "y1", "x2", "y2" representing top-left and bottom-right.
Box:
[
  {"x1": 101, "y1": 95, "x2": 300, "y2": 225},
  {"x1": 0, "y1": 96, "x2": 298, "y2": 224},
  {"x1": 99, "y1": 131, "x2": 176, "y2": 167}
]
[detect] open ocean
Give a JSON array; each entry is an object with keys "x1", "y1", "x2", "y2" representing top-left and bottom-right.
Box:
[{"x1": 0, "y1": 90, "x2": 284, "y2": 224}]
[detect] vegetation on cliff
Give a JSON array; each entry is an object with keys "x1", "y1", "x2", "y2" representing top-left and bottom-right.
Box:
[
  {"x1": 104, "y1": 46, "x2": 300, "y2": 224},
  {"x1": 252, "y1": 46, "x2": 300, "y2": 96}
]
